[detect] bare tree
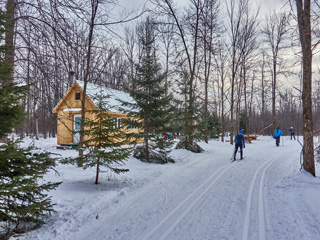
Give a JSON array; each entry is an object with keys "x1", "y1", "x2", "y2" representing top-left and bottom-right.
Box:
[
  {"x1": 226, "y1": 0, "x2": 259, "y2": 144},
  {"x1": 295, "y1": 0, "x2": 315, "y2": 176},
  {"x1": 259, "y1": 51, "x2": 268, "y2": 134},
  {"x1": 238, "y1": 10, "x2": 259, "y2": 133},
  {"x1": 198, "y1": 0, "x2": 221, "y2": 143},
  {"x1": 14, "y1": 0, "x2": 144, "y2": 141},
  {"x1": 214, "y1": 40, "x2": 228, "y2": 142},
  {"x1": 261, "y1": 11, "x2": 291, "y2": 132},
  {"x1": 122, "y1": 27, "x2": 138, "y2": 91},
  {"x1": 157, "y1": 18, "x2": 175, "y2": 100}
]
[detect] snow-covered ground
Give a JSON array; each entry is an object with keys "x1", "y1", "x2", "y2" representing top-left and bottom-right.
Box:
[{"x1": 11, "y1": 136, "x2": 320, "y2": 240}]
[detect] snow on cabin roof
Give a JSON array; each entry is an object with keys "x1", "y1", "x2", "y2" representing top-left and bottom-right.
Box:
[{"x1": 76, "y1": 80, "x2": 135, "y2": 113}]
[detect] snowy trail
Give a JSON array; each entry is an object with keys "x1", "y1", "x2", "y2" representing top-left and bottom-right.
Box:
[
  {"x1": 138, "y1": 163, "x2": 235, "y2": 240},
  {"x1": 13, "y1": 136, "x2": 320, "y2": 240},
  {"x1": 242, "y1": 151, "x2": 287, "y2": 240}
]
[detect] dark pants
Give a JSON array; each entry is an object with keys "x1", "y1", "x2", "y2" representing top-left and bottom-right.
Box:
[
  {"x1": 291, "y1": 133, "x2": 295, "y2": 140},
  {"x1": 234, "y1": 143, "x2": 243, "y2": 158},
  {"x1": 275, "y1": 136, "x2": 280, "y2": 146}
]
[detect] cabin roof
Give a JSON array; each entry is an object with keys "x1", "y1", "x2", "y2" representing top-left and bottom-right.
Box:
[
  {"x1": 77, "y1": 80, "x2": 135, "y2": 112},
  {"x1": 53, "y1": 80, "x2": 136, "y2": 114}
]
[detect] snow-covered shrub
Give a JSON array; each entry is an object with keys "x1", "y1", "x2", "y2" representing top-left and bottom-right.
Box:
[
  {"x1": 133, "y1": 144, "x2": 174, "y2": 164},
  {"x1": 175, "y1": 140, "x2": 204, "y2": 153}
]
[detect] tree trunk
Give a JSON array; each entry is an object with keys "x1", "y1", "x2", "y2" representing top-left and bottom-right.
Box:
[
  {"x1": 5, "y1": 0, "x2": 15, "y2": 82},
  {"x1": 95, "y1": 156, "x2": 100, "y2": 184},
  {"x1": 230, "y1": 67, "x2": 236, "y2": 145},
  {"x1": 272, "y1": 59, "x2": 277, "y2": 131},
  {"x1": 261, "y1": 53, "x2": 266, "y2": 135},
  {"x1": 79, "y1": 1, "x2": 99, "y2": 166},
  {"x1": 296, "y1": 0, "x2": 315, "y2": 176}
]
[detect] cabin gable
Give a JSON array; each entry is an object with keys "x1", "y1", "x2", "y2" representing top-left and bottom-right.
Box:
[{"x1": 53, "y1": 82, "x2": 97, "y2": 145}]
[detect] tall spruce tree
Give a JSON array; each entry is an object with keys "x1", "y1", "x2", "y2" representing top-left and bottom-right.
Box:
[
  {"x1": 0, "y1": 8, "x2": 24, "y2": 136},
  {"x1": 62, "y1": 93, "x2": 132, "y2": 184},
  {"x1": 125, "y1": 17, "x2": 175, "y2": 163},
  {"x1": 0, "y1": 9, "x2": 61, "y2": 239}
]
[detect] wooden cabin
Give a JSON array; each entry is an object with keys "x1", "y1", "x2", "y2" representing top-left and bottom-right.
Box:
[{"x1": 52, "y1": 80, "x2": 139, "y2": 145}]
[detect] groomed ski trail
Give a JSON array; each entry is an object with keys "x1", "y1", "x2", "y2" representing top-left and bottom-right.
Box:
[
  {"x1": 137, "y1": 163, "x2": 235, "y2": 240},
  {"x1": 17, "y1": 137, "x2": 320, "y2": 240},
  {"x1": 242, "y1": 151, "x2": 287, "y2": 240}
]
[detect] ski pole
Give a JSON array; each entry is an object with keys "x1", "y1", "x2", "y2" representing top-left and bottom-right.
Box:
[{"x1": 282, "y1": 135, "x2": 284, "y2": 147}]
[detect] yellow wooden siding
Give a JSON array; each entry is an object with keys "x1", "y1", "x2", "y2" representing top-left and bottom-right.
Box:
[
  {"x1": 55, "y1": 83, "x2": 96, "y2": 144},
  {"x1": 54, "y1": 82, "x2": 140, "y2": 145}
]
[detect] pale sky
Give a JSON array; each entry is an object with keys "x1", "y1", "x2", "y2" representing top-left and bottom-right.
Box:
[{"x1": 117, "y1": 0, "x2": 290, "y2": 19}]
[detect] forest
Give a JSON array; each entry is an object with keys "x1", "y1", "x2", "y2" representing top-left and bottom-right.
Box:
[
  {"x1": 1, "y1": 0, "x2": 319, "y2": 237},
  {"x1": 0, "y1": 0, "x2": 319, "y2": 165},
  {"x1": 0, "y1": 0, "x2": 318, "y2": 139}
]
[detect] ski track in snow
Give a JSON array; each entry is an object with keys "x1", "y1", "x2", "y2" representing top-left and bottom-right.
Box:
[
  {"x1": 136, "y1": 163, "x2": 235, "y2": 240},
  {"x1": 242, "y1": 151, "x2": 287, "y2": 240}
]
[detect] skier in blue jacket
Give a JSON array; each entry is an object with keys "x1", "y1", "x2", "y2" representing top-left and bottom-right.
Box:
[
  {"x1": 273, "y1": 127, "x2": 283, "y2": 146},
  {"x1": 234, "y1": 130, "x2": 245, "y2": 160}
]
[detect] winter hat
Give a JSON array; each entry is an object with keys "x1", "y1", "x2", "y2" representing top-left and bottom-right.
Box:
[{"x1": 239, "y1": 130, "x2": 243, "y2": 134}]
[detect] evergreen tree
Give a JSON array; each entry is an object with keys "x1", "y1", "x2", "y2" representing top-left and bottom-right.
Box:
[
  {"x1": 0, "y1": 9, "x2": 25, "y2": 137},
  {"x1": 124, "y1": 17, "x2": 175, "y2": 163},
  {"x1": 63, "y1": 93, "x2": 132, "y2": 184},
  {"x1": 185, "y1": 103, "x2": 219, "y2": 147},
  {"x1": 0, "y1": 144, "x2": 61, "y2": 236},
  {"x1": 0, "y1": 83, "x2": 27, "y2": 138},
  {"x1": 0, "y1": 9, "x2": 61, "y2": 239},
  {"x1": 175, "y1": 94, "x2": 204, "y2": 153},
  {"x1": 207, "y1": 112, "x2": 220, "y2": 139},
  {"x1": 240, "y1": 111, "x2": 249, "y2": 134}
]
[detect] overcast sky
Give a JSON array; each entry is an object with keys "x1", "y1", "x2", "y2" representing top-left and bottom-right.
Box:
[{"x1": 117, "y1": 0, "x2": 291, "y2": 19}]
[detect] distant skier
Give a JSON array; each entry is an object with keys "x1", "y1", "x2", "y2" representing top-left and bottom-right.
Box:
[
  {"x1": 234, "y1": 130, "x2": 245, "y2": 160},
  {"x1": 273, "y1": 127, "x2": 283, "y2": 147},
  {"x1": 289, "y1": 127, "x2": 296, "y2": 140}
]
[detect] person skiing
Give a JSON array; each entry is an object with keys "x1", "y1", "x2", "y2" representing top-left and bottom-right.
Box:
[
  {"x1": 234, "y1": 130, "x2": 245, "y2": 160},
  {"x1": 289, "y1": 127, "x2": 295, "y2": 140},
  {"x1": 273, "y1": 127, "x2": 283, "y2": 146}
]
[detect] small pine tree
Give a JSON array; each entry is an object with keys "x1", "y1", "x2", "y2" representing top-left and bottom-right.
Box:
[
  {"x1": 173, "y1": 74, "x2": 204, "y2": 153},
  {"x1": 207, "y1": 112, "x2": 220, "y2": 139},
  {"x1": 63, "y1": 93, "x2": 132, "y2": 184},
  {"x1": 0, "y1": 143, "x2": 61, "y2": 236},
  {"x1": 240, "y1": 111, "x2": 249, "y2": 134},
  {"x1": 124, "y1": 17, "x2": 175, "y2": 163}
]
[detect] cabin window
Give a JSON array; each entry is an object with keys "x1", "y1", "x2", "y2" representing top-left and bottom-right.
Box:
[
  {"x1": 128, "y1": 119, "x2": 137, "y2": 130},
  {"x1": 117, "y1": 118, "x2": 122, "y2": 128},
  {"x1": 75, "y1": 92, "x2": 81, "y2": 100},
  {"x1": 111, "y1": 117, "x2": 122, "y2": 129}
]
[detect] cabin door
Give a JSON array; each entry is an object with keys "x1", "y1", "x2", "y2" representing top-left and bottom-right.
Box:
[{"x1": 73, "y1": 114, "x2": 81, "y2": 144}]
